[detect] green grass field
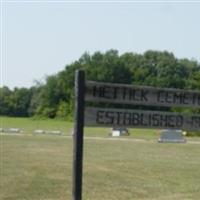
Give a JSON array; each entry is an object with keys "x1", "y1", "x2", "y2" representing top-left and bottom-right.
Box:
[
  {"x1": 0, "y1": 116, "x2": 164, "y2": 139},
  {"x1": 1, "y1": 117, "x2": 200, "y2": 200}
]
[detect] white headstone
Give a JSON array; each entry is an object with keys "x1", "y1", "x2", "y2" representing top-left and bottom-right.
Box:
[
  {"x1": 112, "y1": 130, "x2": 120, "y2": 137},
  {"x1": 34, "y1": 129, "x2": 45, "y2": 134}
]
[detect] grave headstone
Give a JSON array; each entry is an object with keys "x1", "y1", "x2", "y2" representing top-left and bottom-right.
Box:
[
  {"x1": 45, "y1": 130, "x2": 62, "y2": 135},
  {"x1": 4, "y1": 128, "x2": 20, "y2": 133},
  {"x1": 158, "y1": 129, "x2": 186, "y2": 143},
  {"x1": 33, "y1": 129, "x2": 45, "y2": 134},
  {"x1": 110, "y1": 127, "x2": 129, "y2": 137}
]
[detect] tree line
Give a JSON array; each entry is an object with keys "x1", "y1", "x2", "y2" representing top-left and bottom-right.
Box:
[{"x1": 1, "y1": 50, "x2": 200, "y2": 120}]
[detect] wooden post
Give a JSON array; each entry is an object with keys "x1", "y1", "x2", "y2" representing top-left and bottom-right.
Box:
[{"x1": 72, "y1": 70, "x2": 85, "y2": 200}]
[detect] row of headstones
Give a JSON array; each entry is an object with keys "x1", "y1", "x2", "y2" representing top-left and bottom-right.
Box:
[
  {"x1": 0, "y1": 128, "x2": 62, "y2": 135},
  {"x1": 33, "y1": 130, "x2": 62, "y2": 135},
  {"x1": 0, "y1": 127, "x2": 186, "y2": 142},
  {"x1": 110, "y1": 128, "x2": 187, "y2": 143}
]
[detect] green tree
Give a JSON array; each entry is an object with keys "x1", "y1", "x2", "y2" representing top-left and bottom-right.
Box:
[{"x1": 1, "y1": 49, "x2": 200, "y2": 119}]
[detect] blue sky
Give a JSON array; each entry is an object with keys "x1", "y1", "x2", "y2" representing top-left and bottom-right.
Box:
[{"x1": 1, "y1": 1, "x2": 200, "y2": 89}]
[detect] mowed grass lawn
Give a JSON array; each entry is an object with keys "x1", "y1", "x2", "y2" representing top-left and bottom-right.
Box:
[
  {"x1": 0, "y1": 116, "x2": 165, "y2": 139},
  {"x1": 1, "y1": 117, "x2": 200, "y2": 199}
]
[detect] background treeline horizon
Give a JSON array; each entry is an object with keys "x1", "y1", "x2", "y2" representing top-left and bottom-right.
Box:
[{"x1": 1, "y1": 49, "x2": 200, "y2": 120}]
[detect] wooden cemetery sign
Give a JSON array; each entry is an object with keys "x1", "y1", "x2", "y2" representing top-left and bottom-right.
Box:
[
  {"x1": 85, "y1": 107, "x2": 200, "y2": 131},
  {"x1": 85, "y1": 81, "x2": 200, "y2": 108},
  {"x1": 72, "y1": 70, "x2": 200, "y2": 200}
]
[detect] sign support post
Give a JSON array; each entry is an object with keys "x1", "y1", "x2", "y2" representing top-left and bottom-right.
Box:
[{"x1": 72, "y1": 70, "x2": 85, "y2": 200}]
